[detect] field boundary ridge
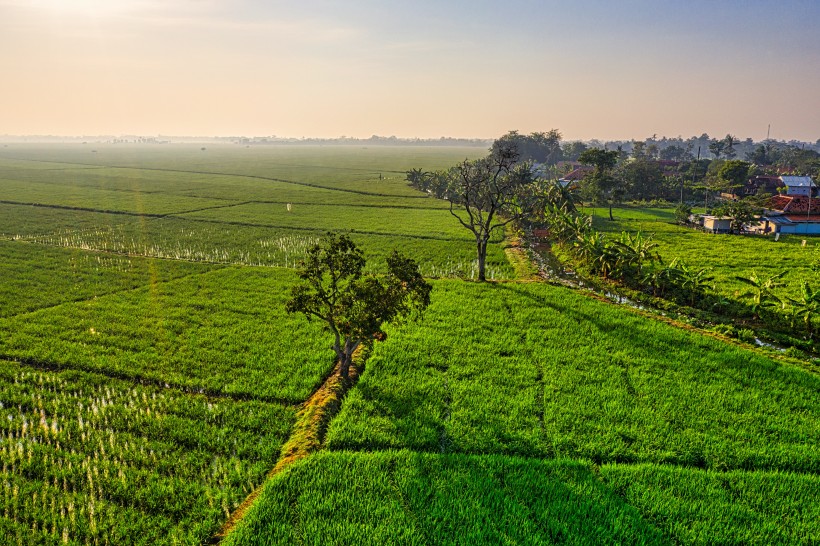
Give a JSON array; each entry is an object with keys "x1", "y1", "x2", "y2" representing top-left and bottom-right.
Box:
[{"x1": 213, "y1": 351, "x2": 364, "y2": 542}]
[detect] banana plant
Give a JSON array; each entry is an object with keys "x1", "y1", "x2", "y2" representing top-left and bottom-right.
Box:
[
  {"x1": 572, "y1": 229, "x2": 607, "y2": 270},
  {"x1": 612, "y1": 231, "x2": 661, "y2": 278},
  {"x1": 549, "y1": 210, "x2": 591, "y2": 244},
  {"x1": 787, "y1": 281, "x2": 820, "y2": 337},
  {"x1": 733, "y1": 270, "x2": 786, "y2": 318},
  {"x1": 676, "y1": 261, "x2": 715, "y2": 307}
]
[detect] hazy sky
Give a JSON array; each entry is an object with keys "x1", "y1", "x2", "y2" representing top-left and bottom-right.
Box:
[{"x1": 1, "y1": 0, "x2": 818, "y2": 141}]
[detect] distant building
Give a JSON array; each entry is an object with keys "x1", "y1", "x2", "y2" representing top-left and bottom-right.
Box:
[
  {"x1": 558, "y1": 166, "x2": 593, "y2": 189},
  {"x1": 761, "y1": 193, "x2": 820, "y2": 235},
  {"x1": 742, "y1": 175, "x2": 784, "y2": 197},
  {"x1": 530, "y1": 162, "x2": 551, "y2": 180},
  {"x1": 780, "y1": 176, "x2": 816, "y2": 197},
  {"x1": 556, "y1": 161, "x2": 585, "y2": 172},
  {"x1": 701, "y1": 215, "x2": 733, "y2": 234},
  {"x1": 688, "y1": 214, "x2": 739, "y2": 234}
]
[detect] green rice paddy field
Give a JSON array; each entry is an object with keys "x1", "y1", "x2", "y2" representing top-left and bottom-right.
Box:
[
  {"x1": 589, "y1": 206, "x2": 820, "y2": 299},
  {"x1": 0, "y1": 144, "x2": 818, "y2": 545}
]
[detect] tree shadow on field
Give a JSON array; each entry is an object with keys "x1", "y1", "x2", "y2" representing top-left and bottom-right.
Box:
[
  {"x1": 331, "y1": 377, "x2": 445, "y2": 453},
  {"x1": 491, "y1": 282, "x2": 613, "y2": 334},
  {"x1": 391, "y1": 452, "x2": 670, "y2": 545},
  {"x1": 488, "y1": 281, "x2": 717, "y2": 366}
]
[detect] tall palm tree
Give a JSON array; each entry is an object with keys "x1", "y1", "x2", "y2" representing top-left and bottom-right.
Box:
[
  {"x1": 723, "y1": 134, "x2": 739, "y2": 159},
  {"x1": 708, "y1": 139, "x2": 726, "y2": 160}
]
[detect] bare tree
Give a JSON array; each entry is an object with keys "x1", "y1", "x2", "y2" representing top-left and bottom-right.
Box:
[{"x1": 436, "y1": 142, "x2": 536, "y2": 281}]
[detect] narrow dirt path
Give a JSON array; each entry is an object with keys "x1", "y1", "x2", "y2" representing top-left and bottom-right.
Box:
[{"x1": 212, "y1": 356, "x2": 363, "y2": 542}]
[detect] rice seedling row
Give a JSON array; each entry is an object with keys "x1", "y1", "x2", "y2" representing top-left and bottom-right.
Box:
[
  {"x1": 0, "y1": 360, "x2": 295, "y2": 545},
  {"x1": 0, "y1": 240, "x2": 214, "y2": 318},
  {"x1": 0, "y1": 267, "x2": 336, "y2": 402}
]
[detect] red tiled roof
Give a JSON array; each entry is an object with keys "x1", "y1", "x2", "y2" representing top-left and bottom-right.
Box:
[
  {"x1": 768, "y1": 195, "x2": 820, "y2": 214},
  {"x1": 560, "y1": 167, "x2": 593, "y2": 181},
  {"x1": 767, "y1": 195, "x2": 792, "y2": 211}
]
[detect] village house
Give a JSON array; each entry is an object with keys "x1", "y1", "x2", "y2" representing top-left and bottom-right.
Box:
[
  {"x1": 760, "y1": 184, "x2": 820, "y2": 235},
  {"x1": 780, "y1": 176, "x2": 816, "y2": 197},
  {"x1": 742, "y1": 175, "x2": 784, "y2": 197},
  {"x1": 689, "y1": 214, "x2": 733, "y2": 234},
  {"x1": 557, "y1": 166, "x2": 593, "y2": 189}
]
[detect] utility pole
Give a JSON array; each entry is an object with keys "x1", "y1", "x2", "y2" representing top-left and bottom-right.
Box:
[{"x1": 690, "y1": 146, "x2": 701, "y2": 209}]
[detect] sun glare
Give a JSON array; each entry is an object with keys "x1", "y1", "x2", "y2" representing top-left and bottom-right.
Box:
[{"x1": 32, "y1": 0, "x2": 138, "y2": 16}]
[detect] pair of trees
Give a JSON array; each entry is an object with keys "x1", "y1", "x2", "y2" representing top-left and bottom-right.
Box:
[{"x1": 289, "y1": 132, "x2": 570, "y2": 374}]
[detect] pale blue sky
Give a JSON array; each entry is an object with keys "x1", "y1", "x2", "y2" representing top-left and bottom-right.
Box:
[{"x1": 1, "y1": 0, "x2": 818, "y2": 140}]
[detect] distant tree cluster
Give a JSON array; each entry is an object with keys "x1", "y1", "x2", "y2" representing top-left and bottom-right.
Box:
[
  {"x1": 491, "y1": 130, "x2": 564, "y2": 165},
  {"x1": 487, "y1": 130, "x2": 820, "y2": 210}
]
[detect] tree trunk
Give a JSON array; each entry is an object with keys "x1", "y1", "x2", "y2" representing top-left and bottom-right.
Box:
[
  {"x1": 338, "y1": 339, "x2": 358, "y2": 378},
  {"x1": 476, "y1": 238, "x2": 488, "y2": 282},
  {"x1": 332, "y1": 331, "x2": 351, "y2": 378},
  {"x1": 608, "y1": 204, "x2": 614, "y2": 221},
  {"x1": 338, "y1": 350, "x2": 351, "y2": 378}
]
